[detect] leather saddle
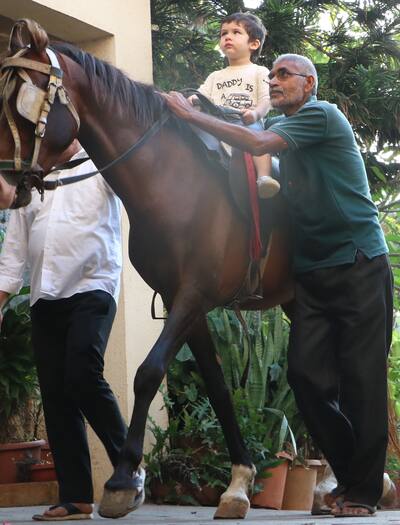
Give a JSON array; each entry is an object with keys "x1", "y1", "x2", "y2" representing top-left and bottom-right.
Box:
[{"x1": 180, "y1": 89, "x2": 280, "y2": 225}]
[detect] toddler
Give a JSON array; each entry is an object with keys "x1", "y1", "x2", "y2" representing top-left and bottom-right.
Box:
[{"x1": 191, "y1": 12, "x2": 279, "y2": 198}]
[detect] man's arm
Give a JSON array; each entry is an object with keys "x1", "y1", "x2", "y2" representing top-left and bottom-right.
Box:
[
  {"x1": 0, "y1": 211, "x2": 29, "y2": 324},
  {"x1": 0, "y1": 214, "x2": 26, "y2": 330},
  {"x1": 163, "y1": 92, "x2": 288, "y2": 156}
]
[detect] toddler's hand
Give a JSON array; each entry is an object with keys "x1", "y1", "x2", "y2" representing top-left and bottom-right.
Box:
[
  {"x1": 188, "y1": 95, "x2": 200, "y2": 106},
  {"x1": 240, "y1": 109, "x2": 257, "y2": 125}
]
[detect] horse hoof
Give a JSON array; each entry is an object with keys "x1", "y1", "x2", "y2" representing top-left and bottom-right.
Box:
[
  {"x1": 214, "y1": 496, "x2": 249, "y2": 519},
  {"x1": 98, "y1": 467, "x2": 145, "y2": 518}
]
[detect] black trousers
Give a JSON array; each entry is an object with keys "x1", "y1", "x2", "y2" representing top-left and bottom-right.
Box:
[
  {"x1": 287, "y1": 252, "x2": 393, "y2": 506},
  {"x1": 31, "y1": 290, "x2": 127, "y2": 503}
]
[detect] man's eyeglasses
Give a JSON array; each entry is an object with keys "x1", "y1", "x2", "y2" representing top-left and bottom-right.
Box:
[{"x1": 268, "y1": 68, "x2": 309, "y2": 82}]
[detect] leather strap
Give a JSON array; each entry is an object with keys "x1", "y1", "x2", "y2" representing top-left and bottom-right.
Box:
[
  {"x1": 1, "y1": 56, "x2": 55, "y2": 76},
  {"x1": 0, "y1": 47, "x2": 80, "y2": 177},
  {"x1": 44, "y1": 110, "x2": 171, "y2": 189}
]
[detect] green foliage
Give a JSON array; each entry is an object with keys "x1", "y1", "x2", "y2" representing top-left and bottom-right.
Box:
[
  {"x1": 386, "y1": 453, "x2": 400, "y2": 481},
  {"x1": 0, "y1": 287, "x2": 40, "y2": 443},
  {"x1": 144, "y1": 384, "x2": 284, "y2": 503},
  {"x1": 159, "y1": 306, "x2": 304, "y2": 502},
  {"x1": 144, "y1": 386, "x2": 233, "y2": 503},
  {"x1": 389, "y1": 330, "x2": 400, "y2": 419},
  {"x1": 151, "y1": 0, "x2": 223, "y2": 90},
  {"x1": 207, "y1": 307, "x2": 306, "y2": 442}
]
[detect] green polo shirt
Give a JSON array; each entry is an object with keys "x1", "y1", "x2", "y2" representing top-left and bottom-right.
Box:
[{"x1": 266, "y1": 96, "x2": 387, "y2": 274}]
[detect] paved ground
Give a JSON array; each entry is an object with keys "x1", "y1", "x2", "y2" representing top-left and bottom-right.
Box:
[{"x1": 1, "y1": 504, "x2": 400, "y2": 525}]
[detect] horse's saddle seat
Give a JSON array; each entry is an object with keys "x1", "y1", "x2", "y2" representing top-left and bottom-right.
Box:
[
  {"x1": 182, "y1": 89, "x2": 242, "y2": 171},
  {"x1": 181, "y1": 90, "x2": 279, "y2": 222}
]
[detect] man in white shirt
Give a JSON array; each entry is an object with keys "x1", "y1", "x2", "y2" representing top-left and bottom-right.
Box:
[{"x1": 0, "y1": 140, "x2": 126, "y2": 520}]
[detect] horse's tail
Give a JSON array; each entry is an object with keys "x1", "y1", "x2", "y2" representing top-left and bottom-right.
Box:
[{"x1": 8, "y1": 19, "x2": 49, "y2": 54}]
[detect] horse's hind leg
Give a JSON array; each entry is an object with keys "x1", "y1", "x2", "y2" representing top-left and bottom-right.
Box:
[
  {"x1": 187, "y1": 317, "x2": 256, "y2": 519},
  {"x1": 98, "y1": 290, "x2": 201, "y2": 518}
]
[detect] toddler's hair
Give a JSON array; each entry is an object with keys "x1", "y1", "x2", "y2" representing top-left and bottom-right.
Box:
[{"x1": 221, "y1": 12, "x2": 267, "y2": 61}]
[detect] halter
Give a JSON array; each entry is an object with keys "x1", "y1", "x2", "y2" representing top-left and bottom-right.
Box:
[
  {"x1": 0, "y1": 45, "x2": 171, "y2": 206},
  {"x1": 0, "y1": 46, "x2": 80, "y2": 197}
]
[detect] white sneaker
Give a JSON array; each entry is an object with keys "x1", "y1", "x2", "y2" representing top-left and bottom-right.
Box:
[{"x1": 257, "y1": 176, "x2": 280, "y2": 199}]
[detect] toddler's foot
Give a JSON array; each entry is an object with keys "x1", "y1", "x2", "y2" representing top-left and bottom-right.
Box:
[{"x1": 257, "y1": 175, "x2": 280, "y2": 199}]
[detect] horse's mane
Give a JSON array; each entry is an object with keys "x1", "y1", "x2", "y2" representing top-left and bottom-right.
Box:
[{"x1": 51, "y1": 42, "x2": 165, "y2": 129}]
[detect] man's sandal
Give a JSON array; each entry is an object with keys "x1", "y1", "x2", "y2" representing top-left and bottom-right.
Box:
[
  {"x1": 311, "y1": 486, "x2": 345, "y2": 515},
  {"x1": 332, "y1": 500, "x2": 376, "y2": 518},
  {"x1": 32, "y1": 503, "x2": 94, "y2": 521}
]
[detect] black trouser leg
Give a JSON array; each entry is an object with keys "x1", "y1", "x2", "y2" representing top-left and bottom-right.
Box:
[
  {"x1": 288, "y1": 253, "x2": 393, "y2": 506},
  {"x1": 287, "y1": 278, "x2": 356, "y2": 487},
  {"x1": 31, "y1": 291, "x2": 127, "y2": 503},
  {"x1": 336, "y1": 254, "x2": 393, "y2": 504},
  {"x1": 63, "y1": 291, "x2": 127, "y2": 468}
]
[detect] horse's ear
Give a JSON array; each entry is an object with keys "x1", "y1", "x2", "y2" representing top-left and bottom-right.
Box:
[{"x1": 8, "y1": 19, "x2": 49, "y2": 54}]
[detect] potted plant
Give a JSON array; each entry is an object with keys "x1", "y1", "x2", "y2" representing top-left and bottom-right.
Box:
[
  {"x1": 0, "y1": 288, "x2": 46, "y2": 484},
  {"x1": 145, "y1": 387, "x2": 232, "y2": 505},
  {"x1": 145, "y1": 380, "x2": 292, "y2": 508},
  {"x1": 246, "y1": 404, "x2": 296, "y2": 510},
  {"x1": 282, "y1": 454, "x2": 317, "y2": 511}
]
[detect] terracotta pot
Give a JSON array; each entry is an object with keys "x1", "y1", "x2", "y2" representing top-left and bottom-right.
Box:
[
  {"x1": 40, "y1": 442, "x2": 54, "y2": 464},
  {"x1": 0, "y1": 440, "x2": 46, "y2": 484},
  {"x1": 251, "y1": 459, "x2": 289, "y2": 510},
  {"x1": 149, "y1": 479, "x2": 182, "y2": 503},
  {"x1": 306, "y1": 459, "x2": 326, "y2": 484},
  {"x1": 29, "y1": 462, "x2": 58, "y2": 482},
  {"x1": 282, "y1": 465, "x2": 317, "y2": 510},
  {"x1": 191, "y1": 485, "x2": 224, "y2": 506}
]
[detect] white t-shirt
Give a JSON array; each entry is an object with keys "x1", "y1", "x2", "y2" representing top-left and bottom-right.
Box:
[
  {"x1": 199, "y1": 63, "x2": 271, "y2": 114},
  {"x1": 0, "y1": 151, "x2": 122, "y2": 306}
]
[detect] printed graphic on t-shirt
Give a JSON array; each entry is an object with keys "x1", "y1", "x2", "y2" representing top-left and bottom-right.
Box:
[
  {"x1": 221, "y1": 92, "x2": 252, "y2": 109},
  {"x1": 215, "y1": 77, "x2": 256, "y2": 109}
]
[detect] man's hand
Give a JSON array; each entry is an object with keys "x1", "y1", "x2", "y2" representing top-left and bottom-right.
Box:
[
  {"x1": 163, "y1": 92, "x2": 197, "y2": 121},
  {"x1": 240, "y1": 109, "x2": 258, "y2": 125}
]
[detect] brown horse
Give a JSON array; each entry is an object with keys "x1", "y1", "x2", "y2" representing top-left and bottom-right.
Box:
[{"x1": 0, "y1": 19, "x2": 293, "y2": 518}]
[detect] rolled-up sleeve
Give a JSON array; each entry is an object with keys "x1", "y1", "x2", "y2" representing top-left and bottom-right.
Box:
[{"x1": 0, "y1": 210, "x2": 28, "y2": 294}]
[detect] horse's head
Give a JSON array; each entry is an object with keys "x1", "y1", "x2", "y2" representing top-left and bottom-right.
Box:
[{"x1": 0, "y1": 19, "x2": 80, "y2": 208}]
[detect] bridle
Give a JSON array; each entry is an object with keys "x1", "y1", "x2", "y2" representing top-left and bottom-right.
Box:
[
  {"x1": 0, "y1": 45, "x2": 170, "y2": 207},
  {"x1": 0, "y1": 46, "x2": 80, "y2": 202}
]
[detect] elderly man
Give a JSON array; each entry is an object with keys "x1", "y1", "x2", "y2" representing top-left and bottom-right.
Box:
[{"x1": 164, "y1": 54, "x2": 393, "y2": 518}]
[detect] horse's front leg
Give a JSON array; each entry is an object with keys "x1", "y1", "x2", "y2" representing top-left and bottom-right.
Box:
[
  {"x1": 187, "y1": 317, "x2": 256, "y2": 519},
  {"x1": 98, "y1": 290, "x2": 201, "y2": 518}
]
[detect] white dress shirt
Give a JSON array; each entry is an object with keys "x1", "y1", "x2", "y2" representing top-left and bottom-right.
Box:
[{"x1": 0, "y1": 151, "x2": 122, "y2": 306}]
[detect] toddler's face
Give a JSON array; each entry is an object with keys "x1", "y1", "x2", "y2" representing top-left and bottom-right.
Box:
[{"x1": 219, "y1": 22, "x2": 259, "y2": 62}]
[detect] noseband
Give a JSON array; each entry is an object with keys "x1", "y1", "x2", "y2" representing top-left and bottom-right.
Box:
[{"x1": 0, "y1": 46, "x2": 80, "y2": 202}]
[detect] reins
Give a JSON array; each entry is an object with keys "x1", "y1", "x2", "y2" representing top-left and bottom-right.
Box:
[
  {"x1": 0, "y1": 43, "x2": 171, "y2": 196},
  {"x1": 44, "y1": 110, "x2": 170, "y2": 190}
]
